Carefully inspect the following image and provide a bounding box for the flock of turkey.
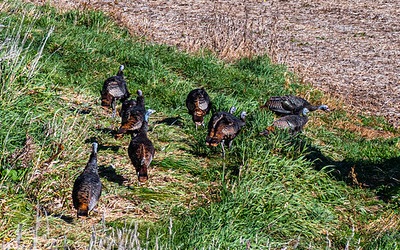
[72,65,330,218]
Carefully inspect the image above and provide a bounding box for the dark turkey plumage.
[185,88,212,129]
[206,106,246,158]
[119,98,137,119]
[72,142,102,217]
[261,95,329,116]
[128,109,155,183]
[100,65,131,117]
[115,90,146,139]
[260,107,309,136]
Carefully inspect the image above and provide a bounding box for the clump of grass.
[0,5,60,240]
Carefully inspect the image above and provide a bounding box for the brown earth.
[28,0,400,128]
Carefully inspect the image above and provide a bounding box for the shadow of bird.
[206,106,246,158]
[100,65,131,117]
[72,142,102,218]
[128,109,156,184]
[98,165,127,186]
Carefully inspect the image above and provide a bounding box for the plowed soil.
[27,0,400,128]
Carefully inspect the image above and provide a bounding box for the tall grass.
[0,1,399,249]
[0,6,61,243]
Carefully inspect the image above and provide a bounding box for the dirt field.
[28,0,400,128]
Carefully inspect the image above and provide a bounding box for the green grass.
[0,1,399,249]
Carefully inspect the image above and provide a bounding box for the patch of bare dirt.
[27,0,400,128]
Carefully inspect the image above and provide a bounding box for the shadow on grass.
[53,214,74,224]
[85,137,121,152]
[98,144,121,153]
[155,116,184,127]
[306,146,400,202]
[69,106,92,115]
[258,133,399,202]
[186,148,210,158]
[98,165,127,185]
[185,136,210,158]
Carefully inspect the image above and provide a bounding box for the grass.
[0,1,399,249]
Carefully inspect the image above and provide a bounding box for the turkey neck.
[84,151,98,174]
[307,105,321,112]
[136,95,145,107]
[117,69,124,77]
[135,121,149,138]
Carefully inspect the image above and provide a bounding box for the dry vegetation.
[26,0,400,129]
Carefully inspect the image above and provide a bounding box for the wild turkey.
[115,90,146,139]
[72,142,102,217]
[100,65,131,117]
[260,95,329,116]
[206,106,246,157]
[128,109,156,183]
[185,88,212,129]
[119,98,137,119]
[260,107,309,136]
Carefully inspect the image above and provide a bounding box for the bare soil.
[28,0,400,128]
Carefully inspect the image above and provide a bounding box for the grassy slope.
[0,2,399,249]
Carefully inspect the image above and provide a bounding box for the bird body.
[115,90,146,138]
[101,65,131,117]
[261,108,309,136]
[128,109,155,183]
[261,95,329,116]
[186,88,211,129]
[206,107,246,157]
[72,142,102,217]
[119,98,137,119]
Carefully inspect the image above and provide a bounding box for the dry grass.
[364,211,400,236]
[0,87,215,248]
[25,0,400,129]
[5,135,37,169]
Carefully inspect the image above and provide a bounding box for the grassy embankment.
[0,2,399,249]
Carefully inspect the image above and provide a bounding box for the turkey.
[72,142,102,218]
[260,95,329,116]
[100,65,131,117]
[185,87,212,129]
[119,98,137,119]
[206,106,246,158]
[260,107,309,136]
[115,90,146,139]
[128,109,156,183]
